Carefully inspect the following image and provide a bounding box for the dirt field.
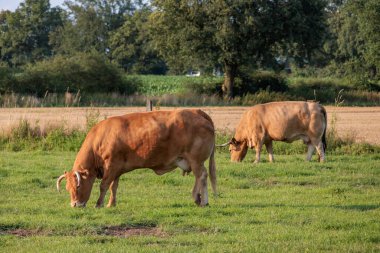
[0,106,379,145]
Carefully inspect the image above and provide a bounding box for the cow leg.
[254,143,263,163]
[192,163,208,207]
[265,141,274,162]
[96,177,113,208]
[199,165,209,206]
[306,143,315,161]
[192,178,201,206]
[315,141,326,162]
[107,176,120,207]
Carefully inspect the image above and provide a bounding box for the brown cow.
[57,109,216,207]
[220,101,327,163]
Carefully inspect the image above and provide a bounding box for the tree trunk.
[222,62,237,100]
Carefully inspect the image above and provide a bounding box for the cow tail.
[321,106,327,151]
[209,145,217,196]
[197,109,217,195]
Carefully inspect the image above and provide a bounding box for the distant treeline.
[0,0,379,99]
[1,73,379,107]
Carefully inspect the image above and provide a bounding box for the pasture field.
[1,106,380,145]
[1,150,379,252]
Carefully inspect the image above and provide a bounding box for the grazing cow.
[219,101,327,163]
[57,109,216,207]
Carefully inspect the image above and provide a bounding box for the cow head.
[56,171,94,207]
[229,137,248,162]
[216,137,248,162]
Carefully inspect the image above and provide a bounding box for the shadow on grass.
[237,203,380,212]
[333,204,380,211]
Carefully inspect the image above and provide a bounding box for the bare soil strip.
[0,106,379,145]
[1,226,165,238]
[101,226,165,237]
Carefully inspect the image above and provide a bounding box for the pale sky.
[0,0,65,11]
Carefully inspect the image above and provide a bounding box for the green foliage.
[50,0,136,56]
[0,63,17,93]
[0,151,379,252]
[0,0,64,66]
[14,52,135,96]
[109,7,167,74]
[1,70,379,106]
[0,119,85,152]
[234,71,289,96]
[126,75,223,95]
[150,0,327,97]
[238,91,294,106]
[288,77,349,102]
[288,77,380,105]
[85,108,102,132]
[324,0,380,82]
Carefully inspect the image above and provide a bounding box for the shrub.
[184,78,222,96]
[238,90,294,105]
[288,77,350,102]
[0,63,17,93]
[234,71,288,96]
[14,52,137,96]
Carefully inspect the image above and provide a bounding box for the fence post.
[146,99,153,111]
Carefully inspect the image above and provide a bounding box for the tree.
[328,0,380,81]
[50,0,141,56]
[109,6,167,74]
[0,0,64,66]
[149,0,327,98]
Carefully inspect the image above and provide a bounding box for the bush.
[14,52,137,96]
[0,63,17,93]
[238,90,294,106]
[184,77,223,96]
[234,71,288,96]
[288,77,349,103]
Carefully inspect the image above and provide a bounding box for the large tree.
[327,0,380,81]
[0,0,64,66]
[50,0,142,56]
[109,6,167,74]
[149,0,327,98]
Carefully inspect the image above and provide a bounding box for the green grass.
[1,150,379,252]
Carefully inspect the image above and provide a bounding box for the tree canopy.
[0,0,64,66]
[149,0,327,98]
[0,0,379,96]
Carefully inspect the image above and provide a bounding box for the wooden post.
[146,99,153,111]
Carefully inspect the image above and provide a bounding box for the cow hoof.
[194,193,201,206]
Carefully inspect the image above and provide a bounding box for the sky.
[0,0,65,11]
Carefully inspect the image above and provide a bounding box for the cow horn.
[74,171,81,187]
[56,174,66,192]
[216,141,232,147]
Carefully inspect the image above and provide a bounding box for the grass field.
[1,150,379,252]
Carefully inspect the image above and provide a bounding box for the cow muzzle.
[71,202,86,208]
[231,157,243,162]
